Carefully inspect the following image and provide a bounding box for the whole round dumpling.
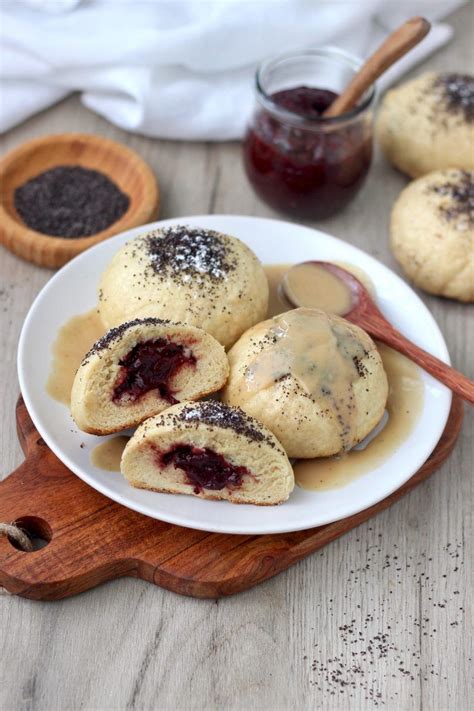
[377,72,474,177]
[221,308,388,459]
[98,225,269,349]
[391,169,474,302]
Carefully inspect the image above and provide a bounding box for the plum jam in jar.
[243,48,375,219]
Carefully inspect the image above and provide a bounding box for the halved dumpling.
[71,318,229,434]
[121,401,294,505]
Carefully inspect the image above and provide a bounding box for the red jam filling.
[113,338,196,404]
[161,445,250,492]
[243,86,372,219]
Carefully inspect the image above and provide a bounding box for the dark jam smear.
[243,85,372,219]
[161,445,250,492]
[113,339,196,404]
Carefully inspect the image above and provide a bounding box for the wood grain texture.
[0,396,463,601]
[0,133,159,267]
[0,5,472,710]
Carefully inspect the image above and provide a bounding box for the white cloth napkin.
[0,0,464,140]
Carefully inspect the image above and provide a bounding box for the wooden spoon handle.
[324,16,431,118]
[366,318,474,404]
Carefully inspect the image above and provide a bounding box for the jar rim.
[255,46,376,128]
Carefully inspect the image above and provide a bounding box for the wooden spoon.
[324,16,431,118]
[282,261,474,404]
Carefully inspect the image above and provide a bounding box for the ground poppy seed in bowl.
[14,165,130,238]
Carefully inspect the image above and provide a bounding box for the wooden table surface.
[1,6,472,710]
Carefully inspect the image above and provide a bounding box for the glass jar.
[243,47,375,220]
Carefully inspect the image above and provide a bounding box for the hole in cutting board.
[8,516,52,551]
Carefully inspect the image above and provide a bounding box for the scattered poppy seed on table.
[304,538,465,705]
[14,165,130,237]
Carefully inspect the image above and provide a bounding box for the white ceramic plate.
[18,215,451,535]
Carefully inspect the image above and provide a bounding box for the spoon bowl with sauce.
[282,261,474,404]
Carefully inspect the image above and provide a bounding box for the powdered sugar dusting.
[180,404,206,421]
[143,225,237,284]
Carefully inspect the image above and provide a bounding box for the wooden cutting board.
[0,396,463,601]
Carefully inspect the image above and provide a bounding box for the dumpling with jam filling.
[71,317,229,435]
[121,400,294,505]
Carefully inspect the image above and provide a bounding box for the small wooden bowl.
[0,133,159,268]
